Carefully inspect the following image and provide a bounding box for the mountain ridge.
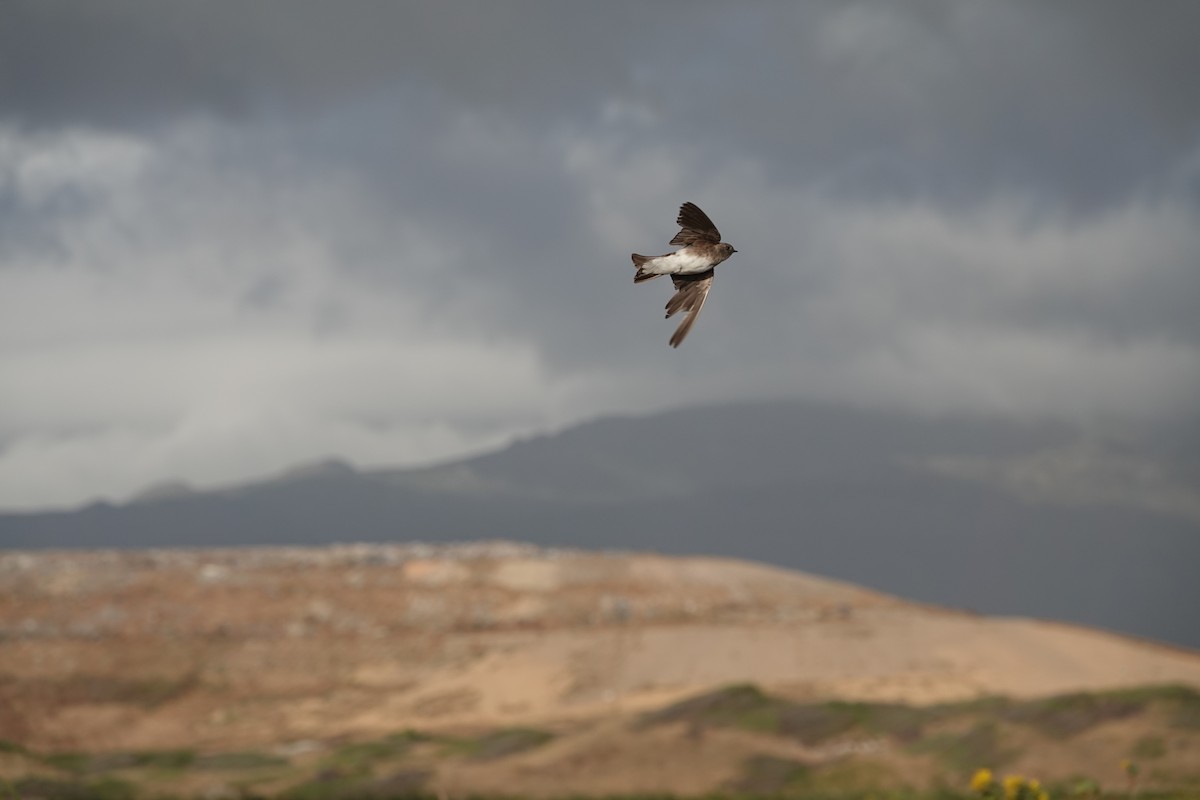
[2,400,1197,649]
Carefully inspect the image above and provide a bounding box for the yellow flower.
[1003,774,1025,800]
[971,768,996,794]
[1036,791,1050,800]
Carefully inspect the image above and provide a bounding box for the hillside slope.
[3,544,1198,757]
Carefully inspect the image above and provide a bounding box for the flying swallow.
[631,202,737,347]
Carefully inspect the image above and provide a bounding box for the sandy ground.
[2,544,1198,752]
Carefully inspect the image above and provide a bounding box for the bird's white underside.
[640,250,715,276]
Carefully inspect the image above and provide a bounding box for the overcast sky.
[2,1,1198,510]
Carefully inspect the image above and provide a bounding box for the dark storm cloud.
[0,1,658,125]
[4,1,1194,272]
[6,1,1199,209]
[624,2,1200,210]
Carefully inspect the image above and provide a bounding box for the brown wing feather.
[665,270,714,348]
[669,202,721,246]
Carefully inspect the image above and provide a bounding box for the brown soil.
[2,543,1198,795]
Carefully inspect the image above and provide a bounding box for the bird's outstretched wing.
[665,269,714,347]
[669,202,721,246]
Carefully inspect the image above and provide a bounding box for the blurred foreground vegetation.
[1,683,1197,800]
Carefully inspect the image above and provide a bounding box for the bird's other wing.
[665,270,714,348]
[669,202,722,246]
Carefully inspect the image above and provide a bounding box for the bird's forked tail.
[631,253,658,283]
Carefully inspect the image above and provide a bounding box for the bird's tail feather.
[631,253,659,283]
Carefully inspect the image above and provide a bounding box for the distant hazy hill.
[1,401,1198,648]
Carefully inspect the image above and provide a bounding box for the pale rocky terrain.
[3,543,1198,751]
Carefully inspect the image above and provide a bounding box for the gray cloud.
[1,1,1198,509]
[0,2,659,125]
[6,2,1199,206]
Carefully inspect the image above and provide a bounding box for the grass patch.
[777,701,931,745]
[12,776,137,800]
[366,767,433,795]
[312,730,432,780]
[468,727,555,760]
[326,740,402,773]
[1132,735,1168,760]
[276,766,432,800]
[280,730,434,797]
[193,750,290,771]
[642,685,932,744]
[1127,685,1200,729]
[278,771,367,800]
[15,685,1200,799]
[40,749,200,775]
[40,752,92,774]
[389,729,433,742]
[128,749,197,771]
[807,759,906,793]
[775,701,864,742]
[910,721,1019,775]
[0,739,29,756]
[1002,692,1145,738]
[641,683,785,732]
[726,754,812,794]
[1065,684,1200,729]
[439,727,555,761]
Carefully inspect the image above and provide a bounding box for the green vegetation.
[780,700,929,743]
[0,740,28,756]
[276,770,371,800]
[728,755,904,795]
[276,760,432,800]
[323,740,408,775]
[462,727,555,760]
[276,731,434,798]
[727,754,812,793]
[33,673,199,709]
[11,775,138,800]
[193,750,290,771]
[6,782,1200,800]
[3,685,1199,799]
[1000,692,1144,738]
[640,683,784,732]
[1138,685,1200,729]
[41,749,201,775]
[1131,735,1167,760]
[641,684,928,744]
[39,752,92,775]
[969,769,1049,800]
[912,721,1020,776]
[262,727,553,798]
[642,683,1200,750]
[774,701,868,742]
[1017,685,1200,732]
[437,726,555,760]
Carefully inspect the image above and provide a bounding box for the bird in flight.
[631,201,737,347]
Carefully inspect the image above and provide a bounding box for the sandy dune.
[1,543,1197,752]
